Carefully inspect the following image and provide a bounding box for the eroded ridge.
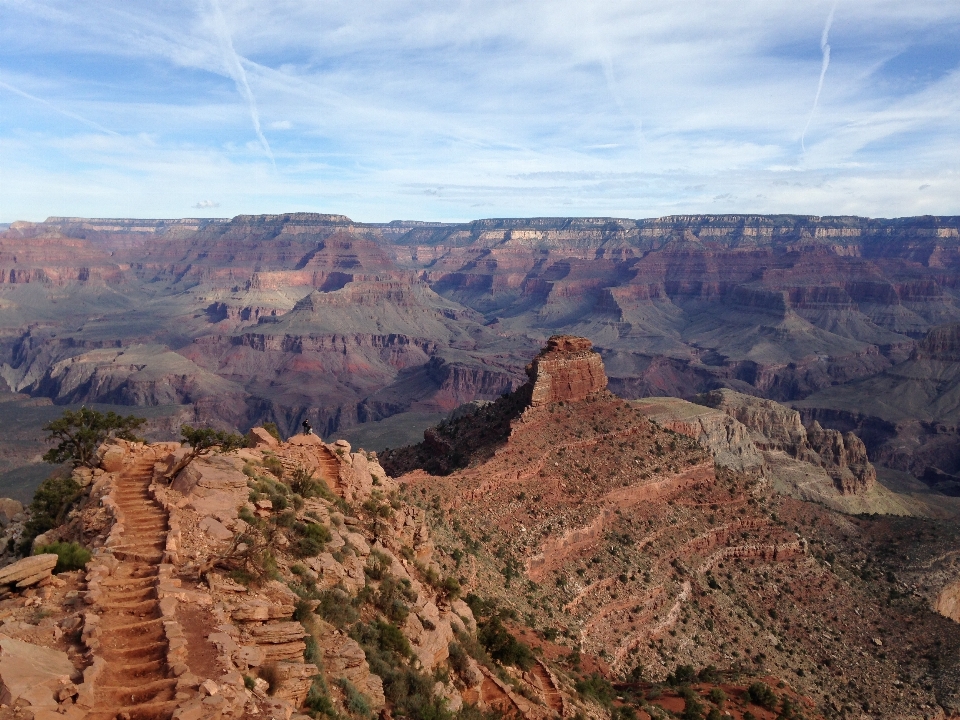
[88,457,177,720]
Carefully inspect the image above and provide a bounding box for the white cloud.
[192,200,220,209]
[0,0,959,221]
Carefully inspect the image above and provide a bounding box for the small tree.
[165,424,246,479]
[42,407,146,468]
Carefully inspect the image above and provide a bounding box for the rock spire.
[526,335,608,407]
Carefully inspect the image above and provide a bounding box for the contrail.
[209,0,274,166]
[801,2,838,153]
[585,0,642,139]
[0,79,118,136]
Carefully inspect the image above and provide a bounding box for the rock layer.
[699,388,876,495]
[527,335,607,406]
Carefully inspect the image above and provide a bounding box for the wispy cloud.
[801,2,838,153]
[0,78,118,136]
[192,199,220,208]
[207,0,274,167]
[1,0,959,221]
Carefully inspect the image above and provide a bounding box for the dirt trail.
[530,660,563,715]
[480,676,519,715]
[278,442,341,490]
[88,458,177,720]
[315,444,341,489]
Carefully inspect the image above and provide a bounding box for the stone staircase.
[85,458,178,720]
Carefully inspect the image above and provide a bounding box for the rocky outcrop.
[0,635,79,710]
[699,388,876,495]
[936,579,960,623]
[316,620,386,708]
[631,397,764,472]
[527,335,607,406]
[805,420,877,495]
[913,323,960,362]
[698,389,807,451]
[0,554,58,590]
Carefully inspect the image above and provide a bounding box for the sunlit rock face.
[526,335,607,407]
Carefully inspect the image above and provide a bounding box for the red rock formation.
[526,335,607,406]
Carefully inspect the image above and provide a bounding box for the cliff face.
[2,212,960,491]
[913,322,960,362]
[630,396,764,472]
[699,388,876,496]
[381,339,960,716]
[526,335,607,406]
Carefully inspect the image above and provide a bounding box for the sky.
[1,0,960,223]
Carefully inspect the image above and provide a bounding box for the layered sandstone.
[699,388,876,495]
[526,335,607,406]
[631,396,764,472]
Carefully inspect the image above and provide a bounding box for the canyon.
[2,334,960,718]
[382,336,960,718]
[2,213,960,502]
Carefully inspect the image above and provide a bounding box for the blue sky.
[1,0,959,223]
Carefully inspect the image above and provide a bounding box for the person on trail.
[302,419,313,435]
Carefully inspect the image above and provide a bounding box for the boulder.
[100,444,128,473]
[0,554,57,587]
[0,634,77,709]
[0,499,22,527]
[264,662,319,705]
[232,598,293,622]
[261,642,307,663]
[199,516,234,542]
[246,427,280,450]
[71,467,94,488]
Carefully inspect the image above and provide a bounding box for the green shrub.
[35,541,91,573]
[698,665,721,683]
[337,678,371,716]
[680,686,705,720]
[477,614,533,670]
[263,456,284,479]
[574,673,614,707]
[745,682,778,710]
[440,576,461,600]
[316,587,359,628]
[707,687,726,706]
[166,424,245,479]
[668,664,697,685]
[465,593,533,670]
[42,408,145,468]
[305,678,336,717]
[293,521,331,558]
[448,642,470,680]
[350,619,448,720]
[373,576,418,624]
[365,550,392,581]
[21,473,82,552]
[274,509,296,528]
[238,505,259,527]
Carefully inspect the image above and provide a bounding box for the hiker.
[302,419,313,435]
